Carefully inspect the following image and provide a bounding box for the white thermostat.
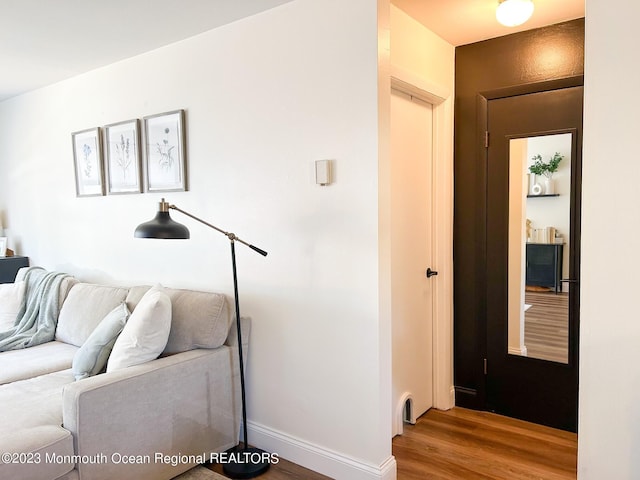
[315,160,333,186]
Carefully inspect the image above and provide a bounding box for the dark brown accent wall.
[453,19,585,409]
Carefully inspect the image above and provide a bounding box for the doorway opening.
[388,68,454,439]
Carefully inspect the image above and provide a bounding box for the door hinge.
[484,131,490,148]
[483,358,488,375]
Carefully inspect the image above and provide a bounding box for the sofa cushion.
[72,302,130,380]
[126,285,231,354]
[0,280,25,331]
[0,370,76,480]
[56,284,129,347]
[0,341,79,385]
[107,286,171,372]
[0,426,75,480]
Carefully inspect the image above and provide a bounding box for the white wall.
[508,139,527,356]
[579,1,640,478]
[0,1,394,478]
[390,5,453,92]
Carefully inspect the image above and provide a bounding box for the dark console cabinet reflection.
[526,244,563,293]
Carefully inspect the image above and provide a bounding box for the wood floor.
[394,408,577,480]
[207,407,577,479]
[524,291,569,363]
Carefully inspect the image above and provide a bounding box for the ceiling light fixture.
[496,0,534,27]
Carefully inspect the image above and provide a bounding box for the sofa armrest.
[62,347,241,480]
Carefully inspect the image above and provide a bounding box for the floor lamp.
[134,198,270,479]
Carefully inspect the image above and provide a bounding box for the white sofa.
[0,270,246,480]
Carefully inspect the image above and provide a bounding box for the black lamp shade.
[134,211,190,239]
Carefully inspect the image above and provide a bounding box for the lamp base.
[222,446,271,479]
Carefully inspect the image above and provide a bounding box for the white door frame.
[390,65,454,411]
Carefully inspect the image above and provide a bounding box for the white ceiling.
[0,0,293,102]
[0,0,585,103]
[392,0,585,46]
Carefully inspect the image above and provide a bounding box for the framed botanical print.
[72,127,104,197]
[143,110,187,192]
[104,119,142,194]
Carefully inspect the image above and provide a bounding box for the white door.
[390,89,434,436]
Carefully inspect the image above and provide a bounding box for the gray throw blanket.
[0,267,71,351]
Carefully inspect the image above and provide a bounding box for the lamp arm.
[168,204,268,256]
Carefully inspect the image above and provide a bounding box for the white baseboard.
[247,421,397,480]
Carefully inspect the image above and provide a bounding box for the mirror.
[508,133,571,364]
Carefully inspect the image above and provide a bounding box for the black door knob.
[426,268,438,278]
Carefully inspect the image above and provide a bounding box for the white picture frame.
[105,119,142,194]
[0,237,7,257]
[72,127,104,197]
[143,110,187,192]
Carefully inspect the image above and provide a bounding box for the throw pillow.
[106,285,172,372]
[72,302,130,381]
[0,281,26,331]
